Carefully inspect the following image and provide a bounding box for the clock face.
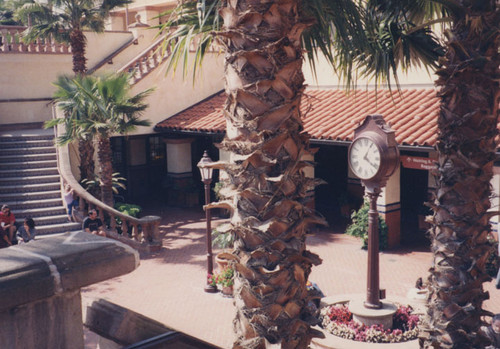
[349,137,381,180]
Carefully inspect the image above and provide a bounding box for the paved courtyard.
[82,205,500,348]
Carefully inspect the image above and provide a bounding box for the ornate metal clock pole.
[348,115,399,310]
[366,187,382,308]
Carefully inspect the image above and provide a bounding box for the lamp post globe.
[198,150,214,184]
[198,150,217,293]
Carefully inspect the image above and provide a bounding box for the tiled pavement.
[82,205,500,348]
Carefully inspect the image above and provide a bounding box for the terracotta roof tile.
[155,88,442,146]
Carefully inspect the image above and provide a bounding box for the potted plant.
[214,265,234,296]
[212,227,236,270]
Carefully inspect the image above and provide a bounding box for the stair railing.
[87,36,137,75]
[52,104,162,252]
[118,33,170,84]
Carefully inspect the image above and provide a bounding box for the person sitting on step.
[0,205,16,245]
[82,209,106,237]
[16,217,36,244]
[0,224,11,247]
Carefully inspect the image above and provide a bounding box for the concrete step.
[13,206,67,218]
[0,159,57,170]
[0,134,53,143]
[35,222,82,236]
[0,174,60,186]
[4,198,63,211]
[0,146,56,156]
[32,214,74,226]
[0,167,59,178]
[0,139,55,149]
[0,153,57,163]
[0,182,61,194]
[0,189,61,202]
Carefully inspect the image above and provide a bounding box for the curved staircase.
[0,129,81,236]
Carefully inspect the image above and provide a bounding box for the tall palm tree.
[16,0,132,185]
[16,0,131,74]
[158,1,444,348]
[47,73,153,207]
[416,1,500,348]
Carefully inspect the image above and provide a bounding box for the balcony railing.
[0,25,71,54]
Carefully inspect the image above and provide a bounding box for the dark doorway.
[400,165,430,246]
[314,144,351,230]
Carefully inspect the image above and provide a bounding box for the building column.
[164,138,198,207]
[377,166,401,248]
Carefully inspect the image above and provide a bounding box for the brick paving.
[82,205,500,348]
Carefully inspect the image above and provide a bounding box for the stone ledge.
[0,231,139,312]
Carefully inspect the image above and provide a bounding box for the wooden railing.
[118,34,169,84]
[0,25,71,54]
[52,105,162,252]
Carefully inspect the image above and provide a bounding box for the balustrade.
[119,35,170,84]
[0,25,70,54]
[54,112,162,253]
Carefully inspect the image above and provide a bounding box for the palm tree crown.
[48,73,153,206]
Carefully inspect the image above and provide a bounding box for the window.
[111,137,124,168]
[149,136,165,162]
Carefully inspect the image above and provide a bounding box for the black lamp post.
[197,150,218,293]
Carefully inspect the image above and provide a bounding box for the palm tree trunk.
[216,1,325,348]
[97,134,114,208]
[78,138,95,182]
[70,28,87,74]
[419,2,500,348]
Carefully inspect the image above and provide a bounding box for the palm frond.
[156,0,220,78]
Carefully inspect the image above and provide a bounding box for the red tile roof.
[155,88,440,147]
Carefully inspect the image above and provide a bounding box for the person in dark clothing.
[82,209,106,237]
[484,314,500,349]
[16,217,36,243]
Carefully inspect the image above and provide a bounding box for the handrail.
[52,104,162,252]
[0,25,71,54]
[118,33,169,84]
[87,36,137,74]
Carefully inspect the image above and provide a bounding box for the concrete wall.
[127,51,225,135]
[302,52,436,88]
[0,30,134,125]
[0,25,224,132]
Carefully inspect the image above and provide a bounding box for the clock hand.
[367,159,378,169]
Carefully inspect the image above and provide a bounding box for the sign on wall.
[401,156,436,170]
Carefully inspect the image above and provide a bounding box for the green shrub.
[346,198,388,250]
[114,203,142,218]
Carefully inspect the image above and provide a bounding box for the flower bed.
[320,303,420,343]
